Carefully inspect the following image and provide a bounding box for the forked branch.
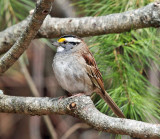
[0,2,160,54]
[0,0,53,73]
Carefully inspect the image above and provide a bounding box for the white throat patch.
[57,46,64,52]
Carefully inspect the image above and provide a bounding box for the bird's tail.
[98,89,125,118]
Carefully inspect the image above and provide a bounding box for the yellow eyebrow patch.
[58,38,66,43]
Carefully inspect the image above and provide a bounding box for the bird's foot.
[58,96,65,101]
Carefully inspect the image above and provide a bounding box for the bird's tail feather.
[98,89,125,118]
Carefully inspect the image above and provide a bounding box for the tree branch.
[0,2,160,54]
[0,0,53,73]
[0,94,159,139]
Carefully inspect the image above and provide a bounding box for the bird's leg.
[65,91,84,98]
[58,96,66,101]
[58,91,72,102]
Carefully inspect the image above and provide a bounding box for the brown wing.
[82,48,105,91]
[82,47,125,118]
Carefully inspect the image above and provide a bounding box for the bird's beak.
[52,41,59,47]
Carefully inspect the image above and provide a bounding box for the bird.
[52,35,125,118]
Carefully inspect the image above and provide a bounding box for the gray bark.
[0,2,160,54]
[0,1,160,139]
[0,94,159,139]
[0,0,53,74]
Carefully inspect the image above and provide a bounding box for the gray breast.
[53,53,93,94]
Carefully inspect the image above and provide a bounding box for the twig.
[0,2,160,54]
[0,0,53,73]
[20,57,39,97]
[61,123,90,139]
[32,40,45,95]
[42,116,58,139]
[29,117,42,139]
[19,57,58,139]
[0,94,159,139]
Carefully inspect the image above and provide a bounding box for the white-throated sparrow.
[52,35,125,118]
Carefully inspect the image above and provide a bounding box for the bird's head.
[53,35,83,52]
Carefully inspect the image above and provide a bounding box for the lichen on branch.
[0,94,160,139]
[0,0,53,74]
[1,2,160,54]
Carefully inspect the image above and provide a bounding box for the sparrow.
[52,35,125,118]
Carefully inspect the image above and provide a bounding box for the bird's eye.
[63,41,67,44]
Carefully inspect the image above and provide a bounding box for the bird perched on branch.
[52,35,125,118]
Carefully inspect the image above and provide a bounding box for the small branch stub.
[42,10,50,14]
[70,102,77,109]
[153,2,160,7]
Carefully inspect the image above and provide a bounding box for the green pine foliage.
[0,0,34,31]
[76,0,160,122]
[1,0,160,123]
